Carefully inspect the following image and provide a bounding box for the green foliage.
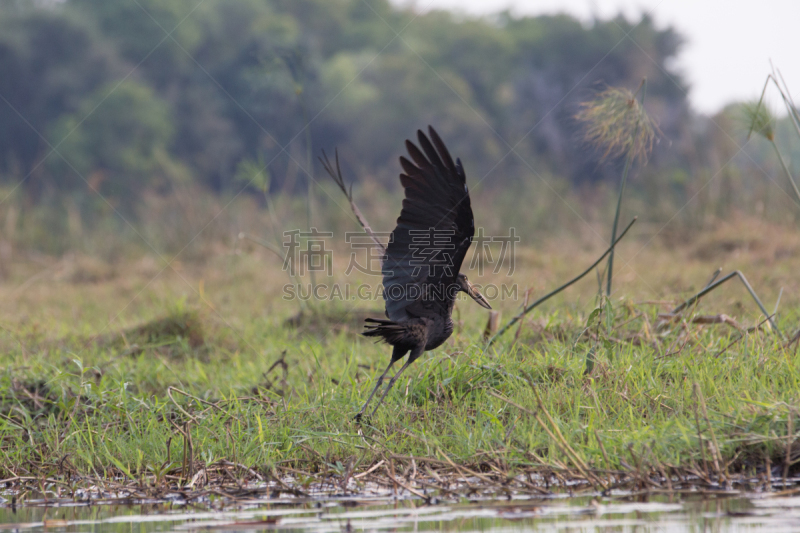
[0,0,691,217]
[0,291,798,481]
[47,81,177,207]
[70,0,203,76]
[0,5,119,185]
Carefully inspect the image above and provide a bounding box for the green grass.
[1,231,799,492]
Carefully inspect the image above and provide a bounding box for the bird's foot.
[354,412,368,425]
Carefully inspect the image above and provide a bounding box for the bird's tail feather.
[362,318,409,345]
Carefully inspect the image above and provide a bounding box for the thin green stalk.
[486,217,637,348]
[605,142,636,297]
[606,79,646,297]
[749,72,800,205]
[765,69,800,140]
[770,141,800,205]
[300,98,317,294]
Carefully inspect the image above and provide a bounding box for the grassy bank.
[0,218,799,500]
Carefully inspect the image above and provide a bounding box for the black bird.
[357,126,491,421]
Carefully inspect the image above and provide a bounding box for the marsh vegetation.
[0,0,799,508]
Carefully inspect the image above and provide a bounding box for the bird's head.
[457,273,492,309]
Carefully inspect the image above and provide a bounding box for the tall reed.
[746,68,800,204]
[575,79,657,297]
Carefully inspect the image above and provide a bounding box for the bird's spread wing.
[382,126,475,321]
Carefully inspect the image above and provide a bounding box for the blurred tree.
[506,14,688,181]
[47,81,177,209]
[0,0,694,215]
[69,0,202,88]
[0,4,120,198]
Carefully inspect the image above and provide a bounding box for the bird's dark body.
[424,313,454,351]
[356,126,490,420]
[365,299,455,354]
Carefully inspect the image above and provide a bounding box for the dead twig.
[514,289,533,343]
[482,311,501,342]
[168,386,241,422]
[665,271,782,338]
[713,314,775,358]
[383,459,428,501]
[785,330,800,349]
[784,408,794,487]
[167,388,199,424]
[319,149,385,252]
[657,314,743,331]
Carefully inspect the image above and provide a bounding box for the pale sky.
[392,0,798,115]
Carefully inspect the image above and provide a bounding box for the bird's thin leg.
[369,358,415,418]
[356,359,397,421]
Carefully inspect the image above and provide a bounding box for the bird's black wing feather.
[382,126,475,321]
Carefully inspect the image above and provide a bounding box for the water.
[1,493,800,532]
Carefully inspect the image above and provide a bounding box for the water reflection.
[0,494,797,532]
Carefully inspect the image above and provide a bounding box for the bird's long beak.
[466,280,492,309]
